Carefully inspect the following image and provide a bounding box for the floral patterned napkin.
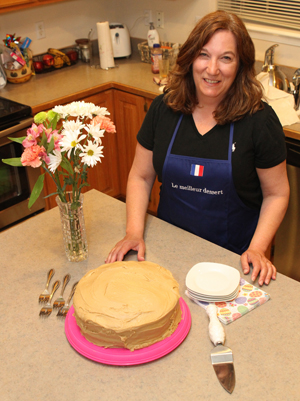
[185,277,270,325]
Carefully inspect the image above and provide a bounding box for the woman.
[106,10,289,286]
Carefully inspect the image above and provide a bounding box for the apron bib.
[157,114,259,254]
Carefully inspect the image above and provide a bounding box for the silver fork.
[38,268,55,303]
[39,280,60,317]
[53,273,71,309]
[57,282,78,318]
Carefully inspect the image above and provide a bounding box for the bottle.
[151,44,162,74]
[147,22,160,48]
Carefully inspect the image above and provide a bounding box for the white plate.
[186,288,239,303]
[185,262,240,296]
[186,290,239,302]
[186,283,239,298]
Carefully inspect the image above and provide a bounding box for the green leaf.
[44,191,58,199]
[78,182,90,190]
[47,135,55,154]
[60,157,74,175]
[2,157,22,167]
[8,136,26,144]
[40,131,48,149]
[47,111,60,130]
[28,173,45,209]
[64,176,74,185]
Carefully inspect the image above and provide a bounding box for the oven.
[0,97,45,231]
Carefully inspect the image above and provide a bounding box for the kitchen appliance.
[206,304,235,394]
[262,44,290,92]
[109,23,131,59]
[0,97,45,230]
[273,136,300,282]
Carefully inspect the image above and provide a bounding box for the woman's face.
[192,29,239,106]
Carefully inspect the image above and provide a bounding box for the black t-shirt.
[137,94,287,210]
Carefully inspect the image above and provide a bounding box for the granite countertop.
[1,50,300,140]
[1,189,300,400]
[0,52,161,113]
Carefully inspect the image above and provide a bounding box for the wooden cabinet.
[0,0,36,7]
[113,90,146,196]
[113,90,159,214]
[81,90,120,198]
[0,0,65,13]
[43,89,120,210]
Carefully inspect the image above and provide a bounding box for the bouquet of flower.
[2,101,116,209]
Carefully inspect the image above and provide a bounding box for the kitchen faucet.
[292,68,300,110]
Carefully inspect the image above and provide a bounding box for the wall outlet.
[144,9,152,25]
[156,11,164,29]
[35,21,46,40]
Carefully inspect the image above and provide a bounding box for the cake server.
[206,304,235,394]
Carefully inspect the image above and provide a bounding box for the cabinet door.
[113,90,160,214]
[82,90,120,198]
[43,90,120,210]
[113,90,146,196]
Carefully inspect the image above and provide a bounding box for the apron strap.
[162,114,184,178]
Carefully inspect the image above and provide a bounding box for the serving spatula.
[206,304,235,394]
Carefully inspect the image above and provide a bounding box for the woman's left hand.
[240,248,277,286]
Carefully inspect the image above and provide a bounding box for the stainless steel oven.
[0,97,45,230]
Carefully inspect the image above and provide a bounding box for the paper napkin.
[185,277,270,325]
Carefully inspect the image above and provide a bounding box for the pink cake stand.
[65,298,191,366]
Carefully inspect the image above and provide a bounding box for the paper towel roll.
[97,21,115,69]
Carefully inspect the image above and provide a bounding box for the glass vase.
[56,193,88,262]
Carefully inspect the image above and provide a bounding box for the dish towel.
[256,72,299,126]
[185,277,270,325]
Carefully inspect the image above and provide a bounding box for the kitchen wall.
[0,0,116,55]
[1,0,300,70]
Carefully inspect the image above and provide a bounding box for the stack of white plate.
[185,262,240,303]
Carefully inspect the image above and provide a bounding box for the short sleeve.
[137,94,165,151]
[253,104,287,169]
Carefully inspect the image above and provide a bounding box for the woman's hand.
[105,234,146,264]
[240,161,288,286]
[240,248,276,286]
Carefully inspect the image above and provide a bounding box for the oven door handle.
[0,117,34,139]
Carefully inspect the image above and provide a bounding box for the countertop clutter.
[0,51,161,112]
[1,49,300,140]
[1,190,300,400]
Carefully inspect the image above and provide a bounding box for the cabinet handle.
[144,101,148,113]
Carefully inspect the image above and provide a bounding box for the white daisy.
[48,149,62,173]
[52,102,110,120]
[84,123,105,144]
[79,140,104,167]
[52,105,70,119]
[62,118,85,133]
[59,129,86,158]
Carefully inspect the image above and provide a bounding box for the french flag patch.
[190,164,204,177]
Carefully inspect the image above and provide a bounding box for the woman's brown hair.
[164,10,263,124]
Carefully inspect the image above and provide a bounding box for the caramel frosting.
[73,261,182,351]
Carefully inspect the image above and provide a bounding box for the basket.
[137,41,181,66]
[32,47,79,74]
[4,49,33,84]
